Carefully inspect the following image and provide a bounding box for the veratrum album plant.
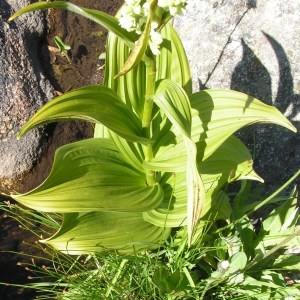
[8,1,297,254]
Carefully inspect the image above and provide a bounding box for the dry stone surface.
[0,0,54,192]
[174,0,300,193]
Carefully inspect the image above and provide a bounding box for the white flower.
[142,1,150,13]
[149,28,163,55]
[218,260,230,271]
[157,0,169,7]
[125,0,142,6]
[118,0,186,55]
[119,14,137,32]
[158,0,187,15]
[151,21,159,30]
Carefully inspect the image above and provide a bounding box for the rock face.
[0,0,54,192]
[174,0,300,193]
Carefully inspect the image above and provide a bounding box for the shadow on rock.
[231,34,300,194]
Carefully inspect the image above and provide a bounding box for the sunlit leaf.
[143,172,187,227]
[103,24,146,117]
[262,191,299,234]
[110,132,145,173]
[200,136,263,191]
[18,85,149,144]
[273,254,300,270]
[257,190,300,250]
[154,79,192,137]
[153,79,204,244]
[144,136,261,227]
[12,139,163,212]
[227,252,248,285]
[9,1,136,48]
[143,140,187,172]
[190,89,297,160]
[42,211,171,255]
[158,25,192,94]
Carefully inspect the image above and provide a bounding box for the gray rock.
[0,0,54,192]
[174,0,300,193]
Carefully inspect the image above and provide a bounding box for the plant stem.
[142,57,156,186]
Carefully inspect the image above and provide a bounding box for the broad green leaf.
[104,26,146,117]
[190,89,297,160]
[154,79,192,137]
[200,136,263,196]
[18,85,149,144]
[143,140,187,172]
[236,275,300,298]
[12,139,163,212]
[144,136,261,227]
[153,79,204,244]
[143,172,188,228]
[8,1,136,49]
[147,105,186,172]
[202,190,232,221]
[227,252,248,285]
[42,211,171,255]
[157,25,192,94]
[110,132,145,173]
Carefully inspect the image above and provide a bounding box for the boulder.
[0,0,110,193]
[174,0,300,193]
[0,0,54,192]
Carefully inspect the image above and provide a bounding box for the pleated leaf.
[102,23,192,117]
[103,21,146,117]
[12,138,163,212]
[190,89,297,160]
[143,140,187,172]
[9,1,136,49]
[157,25,192,95]
[143,172,187,228]
[18,85,149,144]
[143,136,262,227]
[153,79,192,137]
[151,80,205,242]
[42,211,171,255]
[110,132,145,173]
[200,136,263,189]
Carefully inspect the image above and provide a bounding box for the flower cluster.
[157,0,187,16]
[118,0,187,55]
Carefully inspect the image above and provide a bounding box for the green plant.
[4,0,300,298]
[54,36,72,63]
[8,0,296,253]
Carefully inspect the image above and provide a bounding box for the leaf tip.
[17,129,26,140]
[114,71,124,79]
